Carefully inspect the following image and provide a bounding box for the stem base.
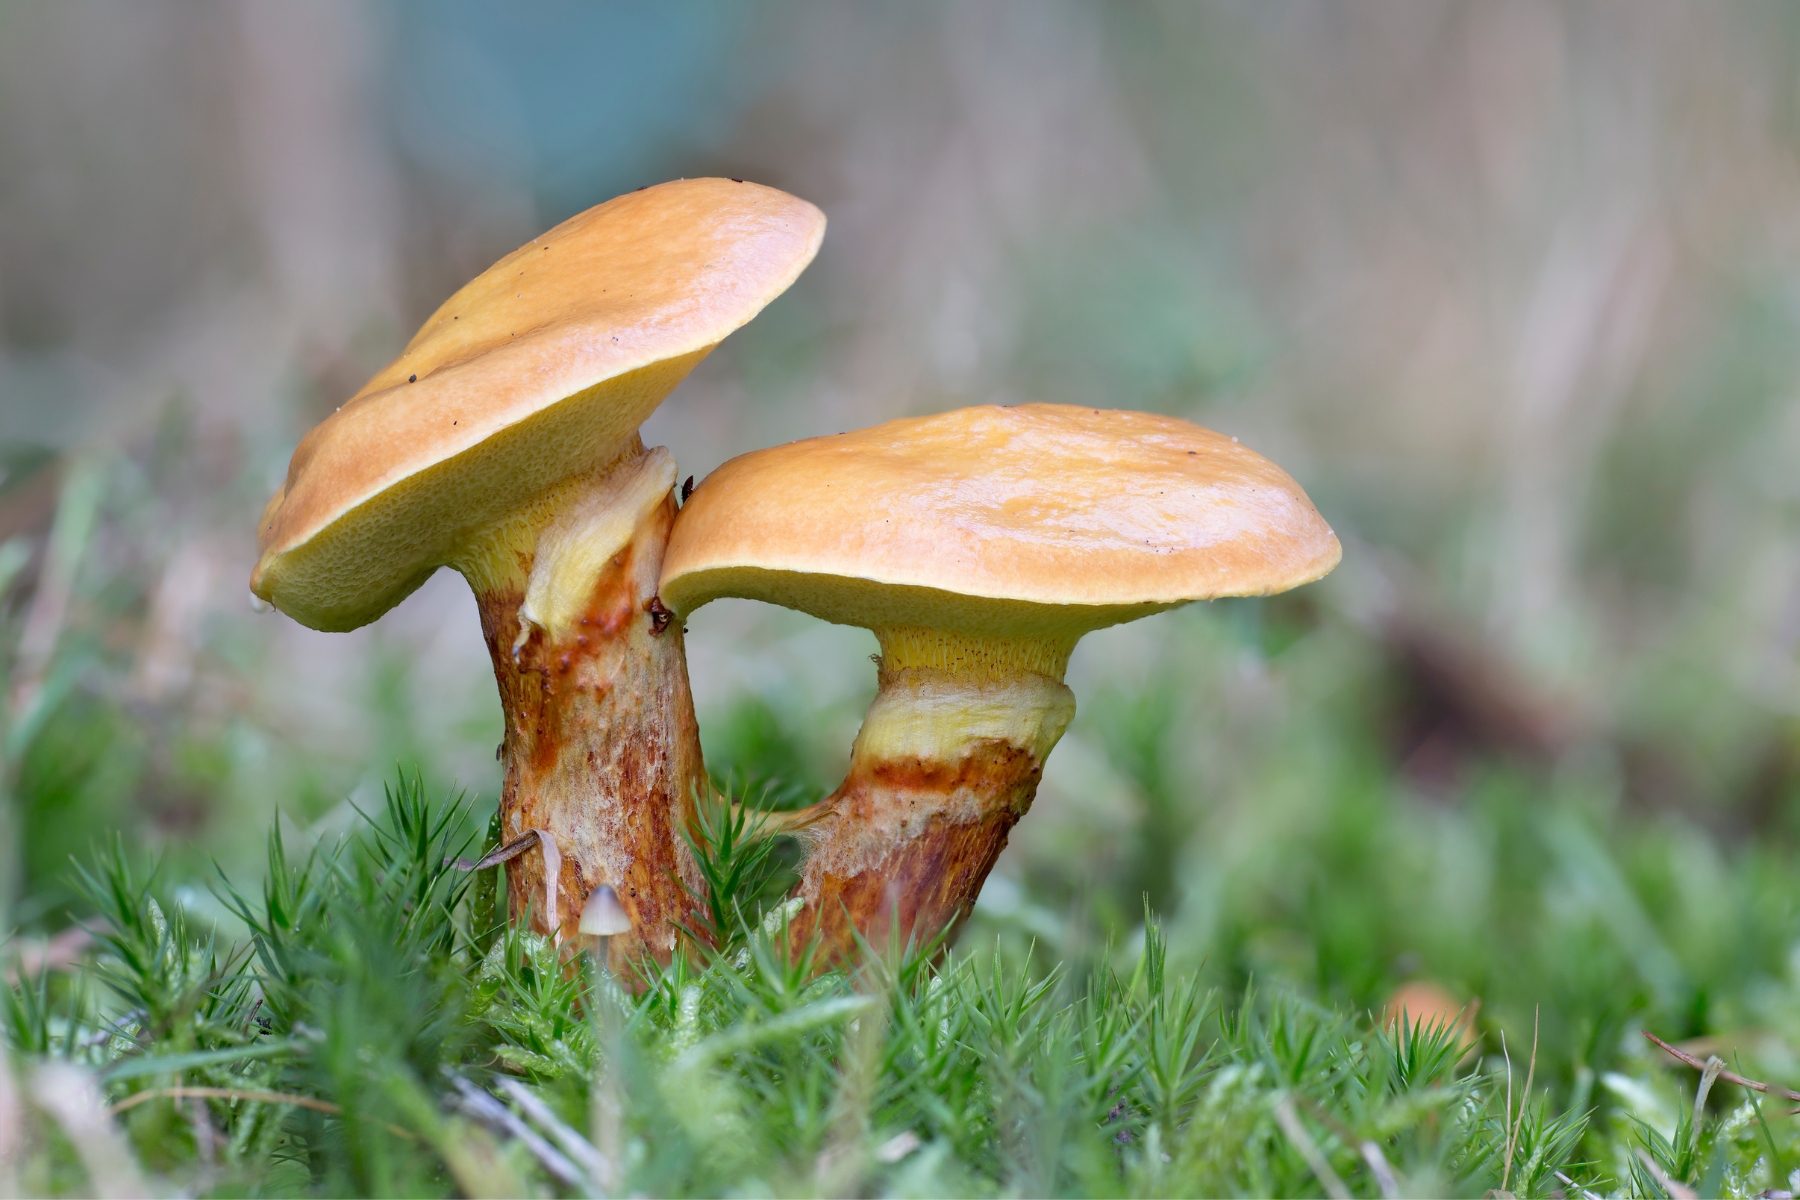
[462,448,703,975]
[789,657,1073,963]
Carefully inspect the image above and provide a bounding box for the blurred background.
[4,0,1800,1118]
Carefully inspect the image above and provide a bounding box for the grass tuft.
[3,769,1800,1195]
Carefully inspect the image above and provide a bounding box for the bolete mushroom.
[659,403,1340,961]
[251,178,825,970]
[1382,981,1479,1052]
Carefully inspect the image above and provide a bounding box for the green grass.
[0,772,1796,1197]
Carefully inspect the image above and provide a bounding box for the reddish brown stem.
[475,490,704,976]
[791,744,1044,962]
[783,659,1072,966]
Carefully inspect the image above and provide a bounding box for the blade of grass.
[447,1077,584,1191]
[1273,1093,1350,1200]
[493,1076,611,1184]
[1636,1147,1698,1199]
[99,1038,302,1082]
[1501,1029,1514,1189]
[0,1035,18,1193]
[29,1061,149,1200]
[1690,1054,1723,1153]
[673,994,878,1070]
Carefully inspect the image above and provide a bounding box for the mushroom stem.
[453,437,704,974]
[786,627,1076,962]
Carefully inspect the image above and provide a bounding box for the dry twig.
[108,1086,342,1117]
[450,828,563,937]
[1644,1031,1800,1111]
[109,1086,417,1140]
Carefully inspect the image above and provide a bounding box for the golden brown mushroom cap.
[660,404,1341,639]
[252,178,826,631]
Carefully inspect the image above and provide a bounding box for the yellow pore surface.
[850,667,1076,785]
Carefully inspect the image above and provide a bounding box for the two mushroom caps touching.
[251,178,1341,978]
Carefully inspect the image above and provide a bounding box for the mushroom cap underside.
[659,403,1342,640]
[252,178,826,631]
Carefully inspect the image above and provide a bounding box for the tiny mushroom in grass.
[579,884,633,938]
[1382,980,1480,1052]
[251,178,824,974]
[660,403,1341,963]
